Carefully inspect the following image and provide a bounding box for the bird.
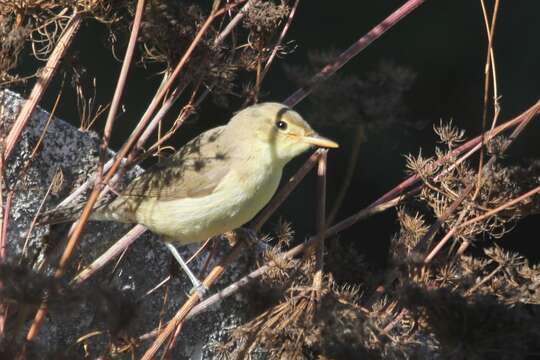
[39,102,338,293]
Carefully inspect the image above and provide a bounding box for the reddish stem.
[283,0,426,107]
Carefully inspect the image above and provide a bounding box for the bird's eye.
[275,120,288,130]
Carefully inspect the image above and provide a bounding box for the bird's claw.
[190,282,208,298]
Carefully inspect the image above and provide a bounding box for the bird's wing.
[37,127,230,225]
[120,126,230,201]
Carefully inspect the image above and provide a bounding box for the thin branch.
[315,150,328,271]
[0,193,12,263]
[70,225,147,285]
[141,241,243,360]
[458,184,540,230]
[99,0,145,164]
[25,0,146,340]
[21,169,63,260]
[423,208,466,264]
[214,0,253,46]
[473,0,500,200]
[465,263,503,295]
[328,125,363,225]
[283,0,426,107]
[314,150,328,295]
[420,106,538,262]
[260,0,300,80]
[3,14,81,162]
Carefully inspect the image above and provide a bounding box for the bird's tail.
[36,203,87,225]
[36,197,114,225]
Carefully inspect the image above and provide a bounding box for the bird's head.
[226,102,338,164]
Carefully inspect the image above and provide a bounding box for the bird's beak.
[302,133,339,148]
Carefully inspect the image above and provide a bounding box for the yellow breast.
[135,166,282,244]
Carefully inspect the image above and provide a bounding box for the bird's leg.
[165,243,207,297]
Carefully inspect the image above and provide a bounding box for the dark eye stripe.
[275,120,288,130]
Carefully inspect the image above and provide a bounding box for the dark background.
[27,1,540,266]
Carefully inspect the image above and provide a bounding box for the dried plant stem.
[421,115,536,262]
[0,190,12,335]
[369,97,540,214]
[313,150,328,297]
[145,85,209,155]
[382,308,408,333]
[328,125,363,225]
[459,184,540,230]
[25,0,146,340]
[480,0,500,132]
[71,224,147,285]
[22,170,62,259]
[136,80,190,152]
[418,182,475,249]
[423,210,463,264]
[214,0,252,45]
[315,150,328,272]
[0,175,10,264]
[100,0,146,162]
[473,0,500,201]
[284,0,426,107]
[3,14,81,162]
[440,99,540,258]
[465,263,503,295]
[260,0,300,81]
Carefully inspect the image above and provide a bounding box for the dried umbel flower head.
[404,122,540,250]
[433,119,465,148]
[390,208,430,260]
[405,150,439,179]
[242,0,290,35]
[135,0,243,103]
[139,0,208,66]
[218,271,374,360]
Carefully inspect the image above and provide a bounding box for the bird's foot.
[189,281,209,298]
[164,243,207,298]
